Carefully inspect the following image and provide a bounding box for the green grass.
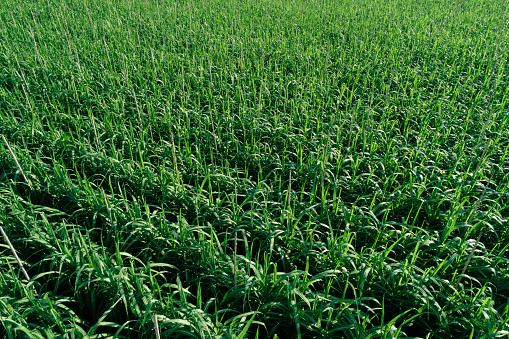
[0,0,509,337]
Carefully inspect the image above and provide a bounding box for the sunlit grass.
[1,0,509,337]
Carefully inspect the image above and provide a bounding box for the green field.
[1,0,509,337]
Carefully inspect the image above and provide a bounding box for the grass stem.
[153,313,161,339]
[234,230,238,290]
[2,135,31,188]
[320,133,330,199]
[132,87,143,129]
[287,169,292,210]
[0,225,37,295]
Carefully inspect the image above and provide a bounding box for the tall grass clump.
[0,0,508,337]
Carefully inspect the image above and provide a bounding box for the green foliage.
[0,0,508,337]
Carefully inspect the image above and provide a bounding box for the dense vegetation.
[1,0,509,337]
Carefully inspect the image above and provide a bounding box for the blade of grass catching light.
[153,313,161,339]
[0,225,37,296]
[2,135,31,188]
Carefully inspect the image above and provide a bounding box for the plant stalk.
[320,133,330,199]
[153,313,161,339]
[2,135,31,188]
[234,230,237,290]
[0,226,37,295]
